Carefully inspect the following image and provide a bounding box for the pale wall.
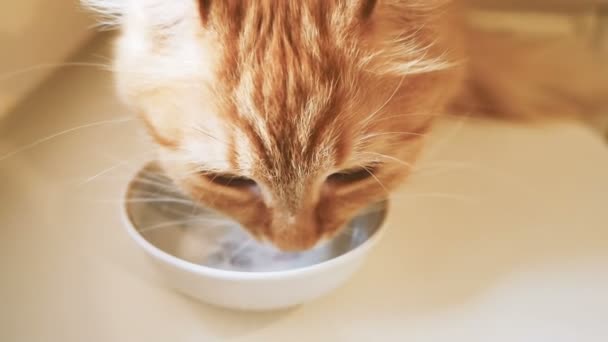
[0,0,94,118]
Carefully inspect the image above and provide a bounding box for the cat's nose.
[269,210,320,251]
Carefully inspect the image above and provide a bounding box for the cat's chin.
[273,232,336,252]
[258,234,332,253]
[248,220,349,252]
[248,225,328,252]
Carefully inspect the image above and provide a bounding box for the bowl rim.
[121,162,388,281]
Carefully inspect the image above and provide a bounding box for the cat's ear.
[357,0,378,20]
[198,0,212,25]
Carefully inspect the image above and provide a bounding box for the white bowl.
[122,162,388,311]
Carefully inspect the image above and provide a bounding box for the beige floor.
[1,35,608,342]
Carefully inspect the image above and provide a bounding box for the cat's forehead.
[226,40,348,165]
[210,0,359,114]
[205,2,365,174]
[110,0,446,175]
[225,78,347,179]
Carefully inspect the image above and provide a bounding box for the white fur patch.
[81,0,126,28]
[82,0,194,27]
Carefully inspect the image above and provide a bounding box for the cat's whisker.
[136,179,177,191]
[355,163,389,194]
[78,160,134,186]
[190,125,229,145]
[358,151,415,169]
[0,62,113,82]
[72,153,168,185]
[77,151,159,186]
[0,117,135,162]
[0,61,184,83]
[390,23,428,46]
[373,110,475,122]
[137,217,234,233]
[86,156,253,184]
[358,131,429,143]
[77,173,169,186]
[361,75,406,127]
[139,197,213,218]
[89,197,196,206]
[186,164,254,176]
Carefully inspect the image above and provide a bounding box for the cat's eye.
[326,165,377,185]
[203,172,258,188]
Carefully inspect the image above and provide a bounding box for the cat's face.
[111,0,462,251]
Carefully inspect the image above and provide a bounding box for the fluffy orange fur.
[91,0,606,250]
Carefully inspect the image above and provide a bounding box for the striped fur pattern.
[83,0,605,250]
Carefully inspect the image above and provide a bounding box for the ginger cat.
[85,0,607,250]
